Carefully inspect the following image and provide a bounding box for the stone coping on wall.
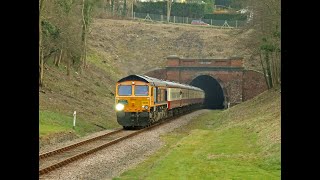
[166,55,244,61]
[166,66,244,71]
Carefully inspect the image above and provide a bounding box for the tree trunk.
[84,35,87,68]
[67,52,71,76]
[272,52,278,85]
[265,51,273,88]
[276,50,281,84]
[111,0,114,16]
[269,51,274,87]
[39,0,46,87]
[53,52,58,65]
[105,0,109,12]
[39,42,42,87]
[40,50,44,86]
[131,0,134,18]
[167,0,172,23]
[260,51,270,89]
[39,38,42,86]
[56,48,63,67]
[123,0,127,17]
[82,0,87,69]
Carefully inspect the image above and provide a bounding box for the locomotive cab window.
[135,85,149,96]
[118,85,132,96]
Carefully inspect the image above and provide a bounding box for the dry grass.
[89,18,262,76]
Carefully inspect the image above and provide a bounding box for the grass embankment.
[39,110,99,137]
[39,50,123,141]
[116,88,281,179]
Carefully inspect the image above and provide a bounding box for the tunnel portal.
[190,75,225,109]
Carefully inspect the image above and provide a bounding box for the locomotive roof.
[117,74,203,91]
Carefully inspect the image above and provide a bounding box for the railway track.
[39,128,140,175]
[39,109,198,176]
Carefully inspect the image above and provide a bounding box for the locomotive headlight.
[142,105,149,109]
[116,103,125,111]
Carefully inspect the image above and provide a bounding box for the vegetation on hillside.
[116,88,281,179]
[39,0,106,87]
[39,0,122,146]
[39,19,268,145]
[39,0,280,150]
[39,49,122,148]
[133,1,213,18]
[232,0,281,89]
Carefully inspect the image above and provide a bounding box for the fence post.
[73,111,76,129]
[174,16,175,23]
[186,17,188,24]
[236,20,238,28]
[161,14,163,22]
[211,19,212,25]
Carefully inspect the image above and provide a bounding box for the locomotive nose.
[122,98,149,112]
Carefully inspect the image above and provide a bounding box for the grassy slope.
[39,18,262,145]
[116,88,281,179]
[39,50,123,142]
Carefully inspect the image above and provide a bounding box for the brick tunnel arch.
[189,75,227,109]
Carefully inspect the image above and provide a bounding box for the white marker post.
[73,111,76,129]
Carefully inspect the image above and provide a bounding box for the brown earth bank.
[89,18,261,76]
[40,131,79,148]
[40,18,260,148]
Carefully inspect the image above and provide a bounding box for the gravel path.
[39,109,210,180]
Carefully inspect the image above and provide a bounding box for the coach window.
[118,85,132,96]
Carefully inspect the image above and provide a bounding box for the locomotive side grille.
[118,99,128,104]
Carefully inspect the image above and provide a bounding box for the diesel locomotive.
[115,75,205,129]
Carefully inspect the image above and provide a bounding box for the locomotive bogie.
[116,111,150,128]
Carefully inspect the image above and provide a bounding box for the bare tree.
[167,0,173,23]
[40,0,103,80]
[122,0,127,17]
[130,0,134,18]
[39,0,46,87]
[81,0,88,70]
[237,0,281,88]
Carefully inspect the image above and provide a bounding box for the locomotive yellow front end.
[115,80,151,128]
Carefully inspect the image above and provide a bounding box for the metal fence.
[133,12,247,28]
